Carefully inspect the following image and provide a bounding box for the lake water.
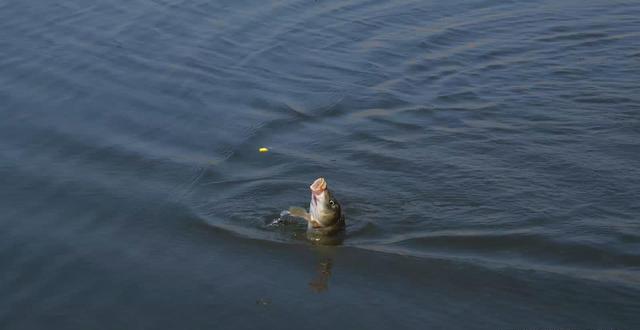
[1,0,639,329]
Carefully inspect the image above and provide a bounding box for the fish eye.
[329,200,335,206]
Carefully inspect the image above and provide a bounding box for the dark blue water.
[1,0,640,329]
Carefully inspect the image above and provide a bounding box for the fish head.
[309,178,341,227]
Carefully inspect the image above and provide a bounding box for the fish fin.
[288,207,311,221]
[310,220,323,228]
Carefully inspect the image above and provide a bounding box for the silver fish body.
[307,178,344,236]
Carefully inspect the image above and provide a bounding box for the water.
[1,0,639,328]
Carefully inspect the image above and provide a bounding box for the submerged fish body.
[289,178,345,237]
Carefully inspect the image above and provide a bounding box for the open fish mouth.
[310,178,327,207]
[310,178,327,195]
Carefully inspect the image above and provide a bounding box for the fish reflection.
[308,244,341,293]
[309,258,333,293]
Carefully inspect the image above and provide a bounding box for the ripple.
[2,0,640,326]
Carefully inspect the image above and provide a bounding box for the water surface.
[1,0,640,329]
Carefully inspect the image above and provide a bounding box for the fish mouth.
[310,177,327,196]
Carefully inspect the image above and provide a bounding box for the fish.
[288,177,345,236]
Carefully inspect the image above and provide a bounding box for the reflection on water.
[267,213,339,293]
[309,258,333,293]
[308,245,340,293]
[269,213,339,292]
